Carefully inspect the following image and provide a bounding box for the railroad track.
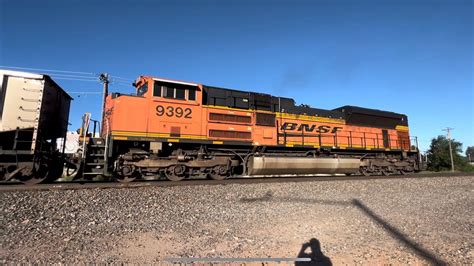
[0,172,471,192]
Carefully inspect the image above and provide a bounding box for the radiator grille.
[209,130,251,139]
[256,113,276,126]
[209,113,251,123]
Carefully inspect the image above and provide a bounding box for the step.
[88,159,105,163]
[86,162,104,166]
[85,167,105,173]
[83,172,103,175]
[90,145,105,148]
[89,154,105,157]
[90,138,105,145]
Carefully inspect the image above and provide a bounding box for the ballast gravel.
[1,175,473,264]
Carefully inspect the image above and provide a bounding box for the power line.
[111,79,132,85]
[0,65,95,75]
[0,65,134,85]
[110,75,133,82]
[69,91,102,94]
[47,73,98,79]
[53,77,99,82]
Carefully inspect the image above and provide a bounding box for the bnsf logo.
[281,122,343,134]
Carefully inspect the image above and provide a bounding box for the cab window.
[163,86,174,98]
[153,83,161,97]
[153,80,196,101]
[188,90,196,101]
[137,82,148,96]
[175,88,186,100]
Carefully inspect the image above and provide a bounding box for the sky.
[1,0,472,153]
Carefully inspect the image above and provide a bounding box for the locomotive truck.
[0,70,422,184]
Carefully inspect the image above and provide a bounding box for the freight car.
[95,75,421,182]
[0,70,72,184]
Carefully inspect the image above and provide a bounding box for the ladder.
[82,137,108,178]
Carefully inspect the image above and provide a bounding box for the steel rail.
[0,172,471,192]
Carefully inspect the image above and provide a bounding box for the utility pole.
[442,127,455,172]
[99,73,110,137]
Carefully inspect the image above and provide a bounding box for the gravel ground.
[1,175,473,264]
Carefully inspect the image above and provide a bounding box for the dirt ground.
[1,176,473,264]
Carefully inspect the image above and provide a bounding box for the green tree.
[426,135,466,171]
[466,146,474,162]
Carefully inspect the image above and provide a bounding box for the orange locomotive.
[98,75,420,181]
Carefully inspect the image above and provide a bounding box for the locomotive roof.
[200,83,406,118]
[333,105,407,119]
[146,75,408,125]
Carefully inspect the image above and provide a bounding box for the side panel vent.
[209,113,251,124]
[256,113,276,127]
[209,130,251,139]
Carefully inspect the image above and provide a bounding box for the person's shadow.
[296,238,332,266]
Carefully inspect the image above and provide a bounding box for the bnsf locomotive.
[105,76,421,182]
[0,70,421,184]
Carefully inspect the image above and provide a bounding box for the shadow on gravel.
[352,199,447,265]
[296,238,332,266]
[240,192,447,265]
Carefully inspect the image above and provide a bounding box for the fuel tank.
[247,156,361,176]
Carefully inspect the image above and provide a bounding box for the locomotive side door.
[382,129,389,148]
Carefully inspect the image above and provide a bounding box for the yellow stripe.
[276,112,345,124]
[203,105,251,113]
[112,131,147,137]
[285,144,294,147]
[113,136,128,140]
[212,141,223,144]
[167,139,180,142]
[396,125,409,131]
[112,131,208,140]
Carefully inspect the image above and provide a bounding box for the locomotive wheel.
[20,161,49,185]
[359,167,371,176]
[165,165,186,181]
[381,168,391,176]
[398,169,408,175]
[208,165,229,180]
[116,165,138,183]
[116,175,137,183]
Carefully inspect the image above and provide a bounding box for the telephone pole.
[442,127,455,172]
[99,73,110,137]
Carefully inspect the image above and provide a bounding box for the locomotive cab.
[103,76,203,157]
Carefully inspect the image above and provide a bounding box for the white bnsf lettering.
[281,122,343,134]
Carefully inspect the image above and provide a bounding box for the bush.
[426,135,468,172]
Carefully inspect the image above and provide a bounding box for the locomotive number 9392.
[155,105,192,118]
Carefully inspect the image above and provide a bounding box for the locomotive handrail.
[277,130,413,151]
